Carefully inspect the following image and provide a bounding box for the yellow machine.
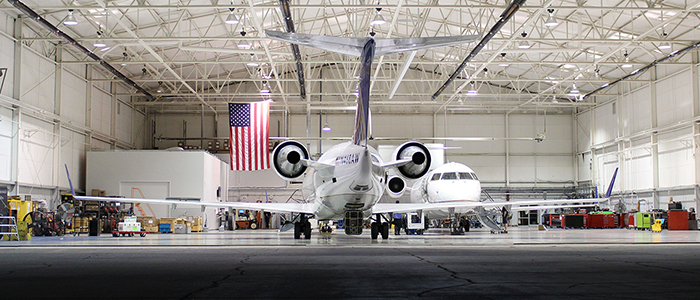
[2,198,34,241]
[652,219,662,232]
[9,198,34,221]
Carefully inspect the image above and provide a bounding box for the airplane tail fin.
[64,164,76,196]
[604,167,619,198]
[265,30,479,57]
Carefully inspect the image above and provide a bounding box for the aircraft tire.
[304,221,312,239]
[370,223,379,239]
[381,223,389,239]
[294,223,302,239]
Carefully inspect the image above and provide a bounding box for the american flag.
[229,101,270,171]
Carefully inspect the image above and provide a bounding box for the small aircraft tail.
[604,167,619,198]
[64,164,76,196]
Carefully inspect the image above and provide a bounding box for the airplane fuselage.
[303,142,385,220]
[410,162,481,218]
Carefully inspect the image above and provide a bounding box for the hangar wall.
[0,12,146,208]
[152,108,574,203]
[578,63,700,211]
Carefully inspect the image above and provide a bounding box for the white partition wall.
[0,10,147,207]
[87,150,228,228]
[579,65,700,211]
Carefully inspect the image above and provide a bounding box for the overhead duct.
[432,0,527,100]
[9,0,155,101]
[278,0,307,101]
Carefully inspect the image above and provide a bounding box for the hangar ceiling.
[3,0,700,114]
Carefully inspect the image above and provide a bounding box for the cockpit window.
[431,173,441,181]
[441,172,458,180]
[471,173,479,180]
[459,172,473,180]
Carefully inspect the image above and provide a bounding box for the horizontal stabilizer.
[266,30,367,57]
[266,30,479,57]
[374,35,480,56]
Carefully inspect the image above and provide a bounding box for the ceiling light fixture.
[498,52,509,67]
[225,8,239,25]
[622,50,632,68]
[93,30,106,48]
[518,32,530,49]
[322,123,332,132]
[544,9,558,27]
[568,84,579,97]
[370,5,386,26]
[467,81,477,96]
[64,9,78,26]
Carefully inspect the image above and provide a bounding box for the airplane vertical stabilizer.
[605,167,619,198]
[265,30,479,146]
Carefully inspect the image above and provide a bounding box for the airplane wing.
[266,30,365,57]
[374,35,480,56]
[73,195,316,214]
[373,198,607,214]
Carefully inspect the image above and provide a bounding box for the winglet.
[605,167,619,198]
[65,164,76,196]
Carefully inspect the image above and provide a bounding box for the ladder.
[0,216,20,241]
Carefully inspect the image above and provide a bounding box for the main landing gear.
[450,214,470,235]
[370,214,390,240]
[293,213,312,240]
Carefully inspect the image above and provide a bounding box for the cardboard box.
[137,217,159,228]
[143,225,158,233]
[91,189,106,196]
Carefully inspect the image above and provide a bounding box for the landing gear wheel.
[304,221,312,239]
[294,222,302,239]
[371,223,379,240]
[380,223,389,239]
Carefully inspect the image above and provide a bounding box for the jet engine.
[393,141,432,179]
[272,140,309,180]
[386,176,406,198]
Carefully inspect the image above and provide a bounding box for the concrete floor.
[2,226,700,299]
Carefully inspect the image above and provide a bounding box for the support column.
[53,44,63,187]
[505,114,510,187]
[650,66,659,210]
[12,16,21,101]
[110,81,117,149]
[85,64,93,190]
[10,16,22,195]
[10,107,20,195]
[691,52,700,209]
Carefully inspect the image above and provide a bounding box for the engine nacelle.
[392,141,432,179]
[386,176,406,198]
[272,140,309,180]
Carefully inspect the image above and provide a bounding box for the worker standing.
[392,200,402,235]
[501,206,510,233]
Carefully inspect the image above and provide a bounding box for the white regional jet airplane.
[408,162,613,234]
[69,30,481,240]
